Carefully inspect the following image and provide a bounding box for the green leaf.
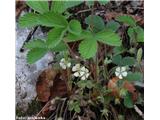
[79,38,97,59]
[65,33,84,42]
[27,48,48,64]
[26,1,49,14]
[24,39,46,49]
[51,1,83,13]
[137,48,143,63]
[18,13,39,28]
[112,55,122,65]
[116,15,136,27]
[128,27,136,42]
[124,92,134,108]
[125,72,143,81]
[85,15,105,32]
[46,28,65,49]
[86,1,94,7]
[121,57,136,66]
[96,30,121,46]
[51,42,67,52]
[113,46,125,55]
[68,20,82,35]
[134,26,144,42]
[106,20,120,32]
[38,12,68,28]
[98,0,109,5]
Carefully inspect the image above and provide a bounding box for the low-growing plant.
[18,0,144,119]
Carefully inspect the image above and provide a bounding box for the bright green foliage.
[77,80,94,89]
[19,12,68,28]
[24,39,46,49]
[113,46,125,55]
[96,30,121,46]
[18,13,40,28]
[38,12,68,28]
[116,15,136,27]
[51,1,83,13]
[85,15,105,32]
[68,100,81,113]
[68,20,82,35]
[51,42,67,52]
[106,20,120,32]
[125,72,143,81]
[79,38,97,59]
[46,28,65,49]
[26,1,49,14]
[27,48,48,64]
[124,92,134,108]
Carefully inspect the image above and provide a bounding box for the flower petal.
[122,71,127,77]
[116,67,121,72]
[86,73,90,78]
[62,65,66,69]
[74,72,79,77]
[80,66,86,71]
[121,66,126,72]
[81,76,86,80]
[118,74,123,79]
[115,71,120,77]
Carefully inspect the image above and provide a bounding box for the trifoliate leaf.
[113,46,126,55]
[24,39,46,49]
[26,1,49,14]
[18,13,39,28]
[38,12,68,28]
[85,15,105,32]
[121,57,136,66]
[137,48,143,63]
[116,15,136,27]
[79,38,97,59]
[46,28,65,49]
[68,20,82,35]
[124,92,134,108]
[96,30,121,46]
[125,72,143,81]
[106,20,120,32]
[77,80,93,89]
[27,48,48,64]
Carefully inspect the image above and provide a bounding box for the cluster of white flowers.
[115,66,127,79]
[72,64,90,80]
[59,58,71,69]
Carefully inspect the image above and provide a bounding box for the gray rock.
[16,24,53,111]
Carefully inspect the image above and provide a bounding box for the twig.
[20,26,38,52]
[75,8,96,15]
[134,105,144,119]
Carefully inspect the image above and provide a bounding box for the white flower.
[115,66,127,79]
[59,58,71,69]
[80,67,90,80]
[72,64,90,80]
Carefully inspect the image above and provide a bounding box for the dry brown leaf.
[36,68,58,102]
[107,77,138,101]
